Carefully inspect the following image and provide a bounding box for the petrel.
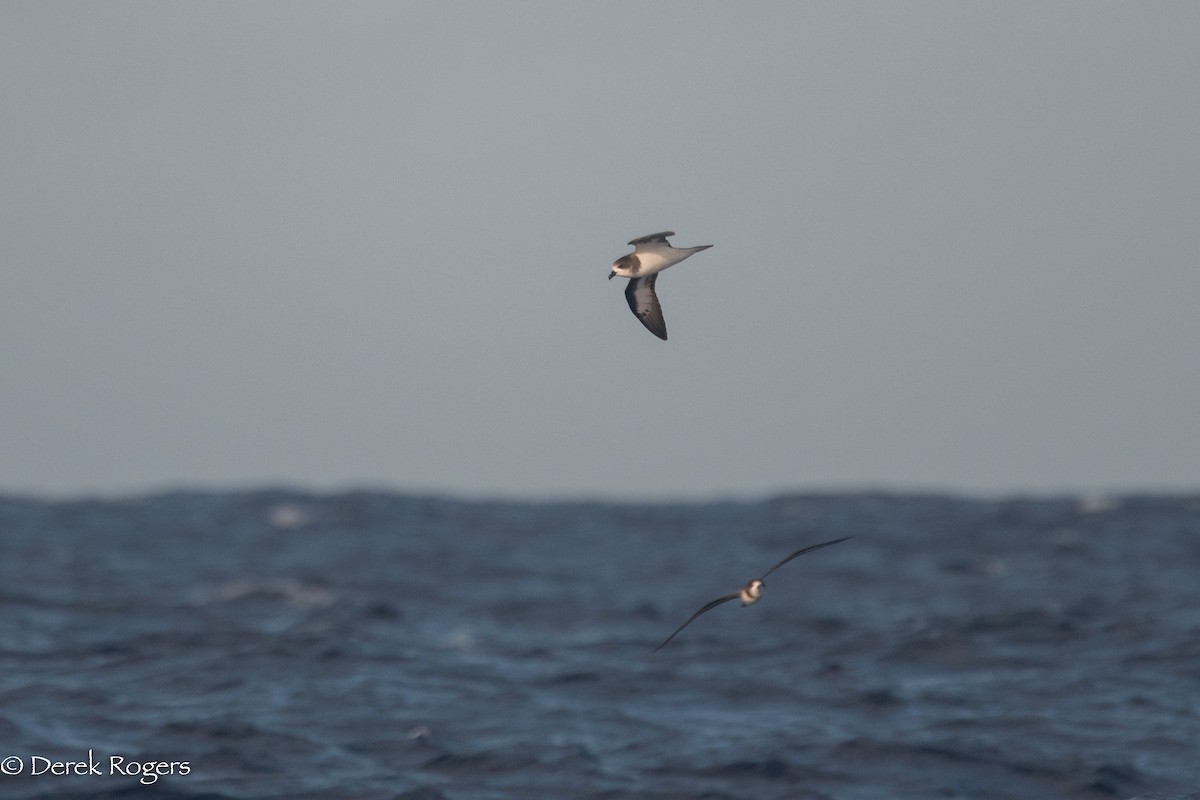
[609,231,712,340]
[653,536,852,652]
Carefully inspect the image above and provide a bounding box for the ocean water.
[0,490,1197,800]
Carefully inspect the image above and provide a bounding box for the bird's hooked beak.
[608,271,616,280]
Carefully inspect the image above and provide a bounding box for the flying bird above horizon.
[653,536,852,652]
[609,231,712,340]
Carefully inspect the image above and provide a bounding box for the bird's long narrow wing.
[625,274,667,340]
[653,593,739,652]
[627,231,675,247]
[760,536,852,579]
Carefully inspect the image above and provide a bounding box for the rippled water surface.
[0,490,1198,799]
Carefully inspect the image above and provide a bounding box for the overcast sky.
[2,2,1198,500]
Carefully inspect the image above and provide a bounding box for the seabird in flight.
[653,536,852,652]
[609,231,712,340]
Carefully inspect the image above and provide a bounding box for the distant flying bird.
[609,231,712,340]
[653,536,852,652]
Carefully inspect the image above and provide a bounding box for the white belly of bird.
[637,249,689,275]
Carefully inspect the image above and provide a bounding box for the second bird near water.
[654,536,852,652]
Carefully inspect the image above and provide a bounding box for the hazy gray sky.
[3,2,1198,500]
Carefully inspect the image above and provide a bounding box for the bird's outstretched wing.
[627,231,675,247]
[653,592,739,652]
[760,536,853,579]
[625,274,667,340]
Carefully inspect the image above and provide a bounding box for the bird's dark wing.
[627,231,675,246]
[653,592,739,652]
[625,274,667,340]
[760,536,853,579]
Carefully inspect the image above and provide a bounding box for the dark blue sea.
[0,490,1197,800]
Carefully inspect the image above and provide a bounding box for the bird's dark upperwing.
[627,231,675,246]
[653,592,739,652]
[625,274,667,340]
[760,536,853,579]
